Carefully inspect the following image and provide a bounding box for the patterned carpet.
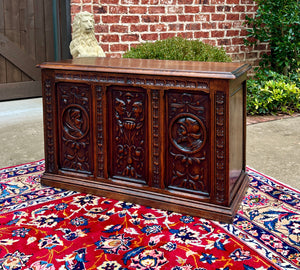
[0,160,299,269]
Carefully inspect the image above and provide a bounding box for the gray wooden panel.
[0,33,41,81]
[0,81,41,101]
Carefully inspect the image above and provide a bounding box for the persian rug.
[0,160,299,270]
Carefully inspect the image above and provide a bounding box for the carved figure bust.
[69,11,105,58]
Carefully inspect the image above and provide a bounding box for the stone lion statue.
[69,11,105,58]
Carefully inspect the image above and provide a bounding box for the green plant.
[123,36,232,62]
[247,75,300,115]
[244,0,299,76]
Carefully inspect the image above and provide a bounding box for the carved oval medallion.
[169,113,206,154]
[62,105,89,139]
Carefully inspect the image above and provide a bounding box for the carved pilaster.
[96,86,104,178]
[44,79,55,173]
[215,91,226,203]
[152,90,160,188]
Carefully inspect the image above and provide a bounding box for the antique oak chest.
[40,57,250,222]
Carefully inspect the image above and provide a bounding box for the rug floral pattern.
[0,160,299,269]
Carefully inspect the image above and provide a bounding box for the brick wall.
[70,0,269,68]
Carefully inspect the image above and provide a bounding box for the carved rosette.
[167,92,209,194]
[215,91,226,203]
[58,83,92,173]
[110,89,146,183]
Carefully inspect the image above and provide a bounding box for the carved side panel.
[215,91,226,203]
[57,83,93,174]
[110,87,147,184]
[167,92,210,195]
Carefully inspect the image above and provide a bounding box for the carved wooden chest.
[40,57,250,222]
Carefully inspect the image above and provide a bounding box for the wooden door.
[0,0,70,101]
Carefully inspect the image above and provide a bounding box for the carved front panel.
[57,83,93,174]
[109,87,147,184]
[167,91,210,195]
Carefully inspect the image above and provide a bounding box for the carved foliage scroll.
[167,92,210,195]
[110,88,147,183]
[57,83,93,174]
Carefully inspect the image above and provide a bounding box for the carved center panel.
[110,88,147,183]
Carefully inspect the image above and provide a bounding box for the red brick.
[226,0,239,3]
[100,44,109,52]
[226,14,239,20]
[178,32,193,39]
[211,0,226,4]
[71,5,81,14]
[110,25,128,33]
[218,22,233,29]
[178,15,194,22]
[169,23,184,31]
[211,31,225,38]
[102,34,120,43]
[211,14,225,21]
[121,34,139,42]
[129,6,147,14]
[95,25,109,33]
[160,33,176,40]
[217,5,231,12]
[141,0,159,3]
[150,24,167,32]
[110,44,129,52]
[201,5,215,13]
[131,24,149,32]
[204,39,217,46]
[232,38,244,45]
[109,6,128,14]
[186,23,201,31]
[226,30,240,37]
[121,16,140,24]
[232,6,245,12]
[178,0,193,4]
[195,14,210,22]
[93,6,107,14]
[142,15,159,23]
[141,33,159,41]
[194,31,209,38]
[185,6,200,13]
[121,0,139,4]
[167,6,183,14]
[102,15,120,24]
[101,0,119,3]
[161,15,177,23]
[149,6,165,14]
[202,22,217,29]
[218,39,231,46]
[161,0,176,4]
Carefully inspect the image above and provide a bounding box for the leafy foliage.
[247,70,300,115]
[123,36,232,62]
[244,0,300,76]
